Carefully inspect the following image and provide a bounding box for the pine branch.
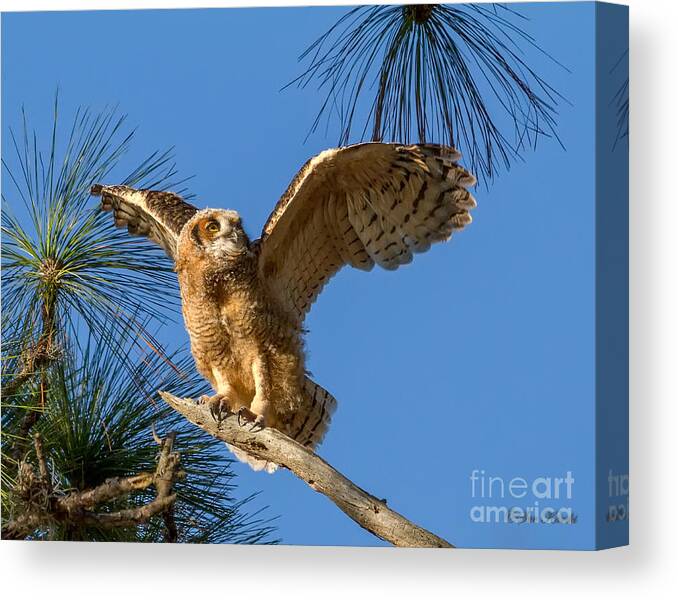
[160,392,453,548]
[2,298,59,402]
[2,96,278,545]
[6,299,60,458]
[2,432,183,540]
[288,3,567,183]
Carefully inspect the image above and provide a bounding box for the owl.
[92,143,477,472]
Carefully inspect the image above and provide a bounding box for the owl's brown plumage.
[93,143,477,472]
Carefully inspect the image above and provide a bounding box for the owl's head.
[182,208,250,261]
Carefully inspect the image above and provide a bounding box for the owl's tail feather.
[290,377,337,450]
[225,377,337,474]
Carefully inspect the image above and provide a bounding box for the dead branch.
[4,311,61,460]
[154,432,180,542]
[1,432,183,540]
[33,433,51,492]
[160,391,453,548]
[3,495,177,537]
[2,300,59,400]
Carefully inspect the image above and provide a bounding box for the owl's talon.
[236,406,265,431]
[199,394,231,423]
[250,414,266,432]
[237,406,254,427]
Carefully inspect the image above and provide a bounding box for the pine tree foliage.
[1,96,278,543]
[290,3,568,183]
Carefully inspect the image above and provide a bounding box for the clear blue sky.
[2,3,603,549]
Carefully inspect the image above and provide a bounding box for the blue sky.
[2,3,606,549]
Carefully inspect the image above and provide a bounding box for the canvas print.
[0,2,629,549]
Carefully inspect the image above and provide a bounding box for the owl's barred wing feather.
[91,184,198,260]
[257,143,477,322]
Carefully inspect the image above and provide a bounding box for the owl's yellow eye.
[205,221,220,234]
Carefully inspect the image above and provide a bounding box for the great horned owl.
[93,143,476,472]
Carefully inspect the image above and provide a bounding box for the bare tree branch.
[32,433,51,493]
[153,432,180,542]
[1,432,183,540]
[57,473,155,512]
[160,391,453,548]
[4,301,61,460]
[3,495,177,538]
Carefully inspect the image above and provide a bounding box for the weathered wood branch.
[4,308,61,461]
[160,391,453,548]
[1,432,183,540]
[3,495,177,537]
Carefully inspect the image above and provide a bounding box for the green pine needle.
[1,93,191,377]
[1,94,278,544]
[289,3,568,183]
[2,319,278,544]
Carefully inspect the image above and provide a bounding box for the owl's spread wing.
[257,143,477,322]
[91,184,198,260]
